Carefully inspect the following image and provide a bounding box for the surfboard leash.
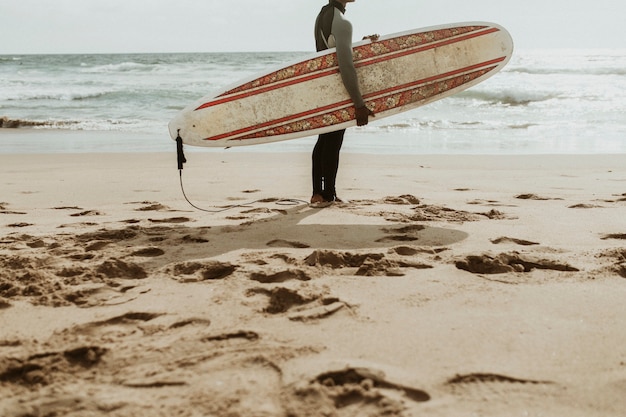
[175,131,307,213]
[176,130,187,170]
[176,130,245,213]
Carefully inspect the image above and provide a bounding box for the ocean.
[1,49,625,154]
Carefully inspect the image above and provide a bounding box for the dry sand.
[1,150,625,416]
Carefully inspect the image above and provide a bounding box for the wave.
[371,117,543,133]
[6,92,110,102]
[508,66,626,76]
[508,123,538,130]
[457,90,562,106]
[507,49,626,77]
[1,89,126,102]
[81,62,156,73]
[0,116,156,131]
[0,117,66,128]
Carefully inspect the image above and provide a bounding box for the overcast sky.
[1,0,624,54]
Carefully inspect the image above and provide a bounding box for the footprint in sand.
[284,365,429,415]
[225,215,251,221]
[164,260,237,282]
[0,345,108,386]
[241,208,275,215]
[78,227,138,242]
[129,247,165,257]
[7,222,32,228]
[447,373,552,386]
[25,238,46,248]
[468,199,517,208]
[266,239,310,249]
[134,202,171,212]
[383,194,421,205]
[315,367,430,402]
[63,283,149,308]
[515,193,562,201]
[1,202,27,215]
[97,258,148,279]
[601,233,626,241]
[246,287,317,314]
[180,233,210,244]
[305,250,386,269]
[569,203,604,209]
[305,249,432,277]
[70,210,103,217]
[202,330,260,343]
[399,204,493,223]
[456,253,579,275]
[69,312,163,339]
[389,246,447,257]
[444,372,560,406]
[246,287,347,322]
[169,317,212,330]
[149,217,191,224]
[598,248,626,278]
[490,237,540,246]
[0,244,149,307]
[615,193,626,202]
[249,268,312,283]
[85,240,111,251]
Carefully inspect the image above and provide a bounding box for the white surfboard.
[169,22,514,148]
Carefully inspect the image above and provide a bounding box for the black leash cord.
[176,131,306,213]
[178,170,307,213]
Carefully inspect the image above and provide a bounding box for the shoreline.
[1,151,626,416]
[3,128,626,155]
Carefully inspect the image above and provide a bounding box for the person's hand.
[362,34,380,42]
[355,105,375,126]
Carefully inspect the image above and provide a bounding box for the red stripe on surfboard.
[202,98,353,142]
[221,26,487,97]
[355,27,499,68]
[195,27,501,111]
[202,58,505,142]
[196,68,338,110]
[366,56,506,101]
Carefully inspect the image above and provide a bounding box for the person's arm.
[332,12,374,126]
[332,13,365,108]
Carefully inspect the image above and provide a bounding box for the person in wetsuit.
[311,0,376,205]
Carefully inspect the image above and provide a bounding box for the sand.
[1,149,625,416]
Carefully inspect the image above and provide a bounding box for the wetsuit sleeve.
[332,12,365,108]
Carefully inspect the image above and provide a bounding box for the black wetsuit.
[312,1,365,202]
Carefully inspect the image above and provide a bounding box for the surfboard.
[169,22,513,148]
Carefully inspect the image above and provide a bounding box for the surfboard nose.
[168,117,182,141]
[168,114,196,144]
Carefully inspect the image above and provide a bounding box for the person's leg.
[311,135,325,201]
[320,129,345,201]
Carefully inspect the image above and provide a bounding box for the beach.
[1,145,625,416]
